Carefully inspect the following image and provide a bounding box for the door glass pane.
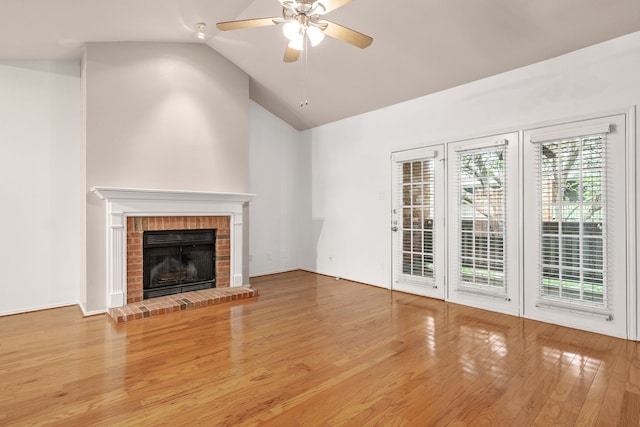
[401,159,435,279]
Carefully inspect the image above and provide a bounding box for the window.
[537,135,606,306]
[391,113,632,339]
[458,146,507,295]
[447,132,519,315]
[523,114,629,338]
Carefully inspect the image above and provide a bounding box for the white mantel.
[91,187,254,308]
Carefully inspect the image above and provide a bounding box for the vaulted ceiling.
[1,0,639,129]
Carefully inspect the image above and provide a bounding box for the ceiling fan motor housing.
[282,0,326,17]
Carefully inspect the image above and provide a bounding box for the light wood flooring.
[1,270,639,426]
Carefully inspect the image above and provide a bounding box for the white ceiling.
[1,0,639,130]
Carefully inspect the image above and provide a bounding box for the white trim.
[91,187,254,308]
[625,106,637,340]
[390,144,446,300]
[530,123,611,144]
[393,282,440,299]
[79,304,108,317]
[392,107,634,165]
[524,312,627,340]
[456,285,512,301]
[522,112,628,338]
[91,187,254,204]
[518,130,526,321]
[249,267,300,278]
[447,132,520,316]
[0,302,80,317]
[535,301,613,321]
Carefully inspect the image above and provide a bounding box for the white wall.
[300,32,640,290]
[249,101,302,276]
[84,42,250,313]
[0,61,81,315]
[3,33,639,320]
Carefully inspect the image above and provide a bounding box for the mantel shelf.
[91,186,254,204]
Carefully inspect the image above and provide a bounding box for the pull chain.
[300,35,309,107]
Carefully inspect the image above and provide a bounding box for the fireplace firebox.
[143,229,216,299]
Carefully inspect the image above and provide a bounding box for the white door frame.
[446,132,521,316]
[522,111,633,339]
[391,145,446,299]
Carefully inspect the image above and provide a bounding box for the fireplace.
[91,187,254,309]
[143,229,216,299]
[127,215,230,304]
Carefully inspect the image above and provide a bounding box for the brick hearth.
[107,286,258,323]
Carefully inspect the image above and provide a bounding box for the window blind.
[532,131,612,318]
[455,142,508,298]
[394,154,437,287]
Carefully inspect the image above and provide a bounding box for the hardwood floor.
[1,270,639,426]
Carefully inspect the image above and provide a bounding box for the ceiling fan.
[216,0,373,63]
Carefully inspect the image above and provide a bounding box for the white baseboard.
[78,303,107,317]
[249,267,301,278]
[0,301,79,317]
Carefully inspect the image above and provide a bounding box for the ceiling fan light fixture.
[288,37,304,51]
[307,25,325,46]
[216,0,373,63]
[283,20,302,41]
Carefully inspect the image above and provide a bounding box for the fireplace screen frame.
[143,228,216,299]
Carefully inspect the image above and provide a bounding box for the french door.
[391,146,445,299]
[446,132,520,315]
[522,114,629,338]
[388,114,632,338]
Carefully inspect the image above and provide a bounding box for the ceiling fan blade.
[321,0,353,14]
[216,17,278,31]
[320,21,373,49]
[284,46,301,63]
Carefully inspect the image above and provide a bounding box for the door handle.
[391,226,398,232]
